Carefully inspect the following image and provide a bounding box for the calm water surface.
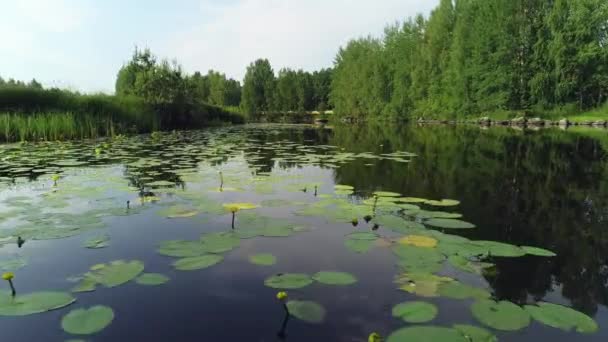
[0,123,606,341]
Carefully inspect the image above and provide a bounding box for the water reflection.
[0,123,607,327]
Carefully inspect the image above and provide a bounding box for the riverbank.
[0,87,244,142]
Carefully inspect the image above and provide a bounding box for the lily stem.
[231,212,235,229]
[8,279,15,297]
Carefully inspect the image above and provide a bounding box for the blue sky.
[0,0,438,93]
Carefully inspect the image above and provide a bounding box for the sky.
[0,0,438,93]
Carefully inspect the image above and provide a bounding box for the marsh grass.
[0,87,243,142]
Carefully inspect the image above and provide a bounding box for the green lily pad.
[157,205,199,218]
[473,241,526,258]
[471,300,530,331]
[398,197,428,203]
[264,273,313,289]
[392,301,438,323]
[344,239,374,253]
[135,273,170,286]
[286,300,326,323]
[312,271,357,285]
[521,246,556,257]
[200,232,240,253]
[373,191,401,197]
[425,218,475,229]
[524,302,598,333]
[453,324,497,342]
[334,185,354,190]
[249,253,277,266]
[0,291,76,316]
[83,235,110,249]
[173,255,223,271]
[346,232,378,240]
[95,260,144,288]
[393,245,445,273]
[387,326,467,342]
[396,273,454,297]
[448,255,494,274]
[158,240,209,257]
[61,305,114,335]
[438,282,491,300]
[425,199,460,207]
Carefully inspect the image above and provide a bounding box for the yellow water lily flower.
[223,203,258,212]
[51,174,60,182]
[2,272,14,281]
[368,332,382,342]
[276,291,288,301]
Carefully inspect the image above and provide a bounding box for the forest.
[329,0,608,120]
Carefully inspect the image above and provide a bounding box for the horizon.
[0,0,438,94]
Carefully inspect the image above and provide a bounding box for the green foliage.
[330,0,608,119]
[241,60,332,117]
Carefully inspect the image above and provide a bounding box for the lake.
[0,123,606,341]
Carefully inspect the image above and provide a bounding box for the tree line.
[330,0,608,119]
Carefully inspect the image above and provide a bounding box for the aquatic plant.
[2,272,16,296]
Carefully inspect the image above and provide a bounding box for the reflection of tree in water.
[330,123,608,315]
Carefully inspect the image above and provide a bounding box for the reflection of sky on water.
[0,124,606,341]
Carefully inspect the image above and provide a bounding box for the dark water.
[0,123,606,341]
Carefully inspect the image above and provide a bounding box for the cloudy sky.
[0,0,438,93]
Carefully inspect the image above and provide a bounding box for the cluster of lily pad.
[0,126,601,340]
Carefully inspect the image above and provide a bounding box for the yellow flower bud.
[276,291,288,301]
[368,332,382,342]
[2,272,14,281]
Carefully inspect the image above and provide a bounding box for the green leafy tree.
[241,59,276,115]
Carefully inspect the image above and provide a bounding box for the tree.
[241,59,275,115]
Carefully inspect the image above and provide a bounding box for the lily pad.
[396,273,453,297]
[286,300,326,323]
[346,232,378,240]
[392,301,438,323]
[0,291,76,316]
[524,302,598,333]
[61,305,114,335]
[334,185,354,190]
[448,255,494,274]
[453,324,497,342]
[312,271,357,285]
[200,232,240,253]
[158,240,209,257]
[344,239,374,253]
[157,205,199,218]
[249,253,277,266]
[387,326,467,342]
[373,191,401,197]
[471,300,530,331]
[83,235,110,249]
[264,273,313,289]
[521,246,556,257]
[173,255,223,271]
[425,199,460,207]
[473,241,526,258]
[399,235,438,248]
[425,218,475,229]
[223,202,258,211]
[438,282,491,300]
[398,197,428,203]
[135,273,170,286]
[94,260,144,287]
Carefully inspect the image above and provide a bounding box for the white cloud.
[164,0,438,81]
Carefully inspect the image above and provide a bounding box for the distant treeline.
[330,0,608,119]
[240,59,333,117]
